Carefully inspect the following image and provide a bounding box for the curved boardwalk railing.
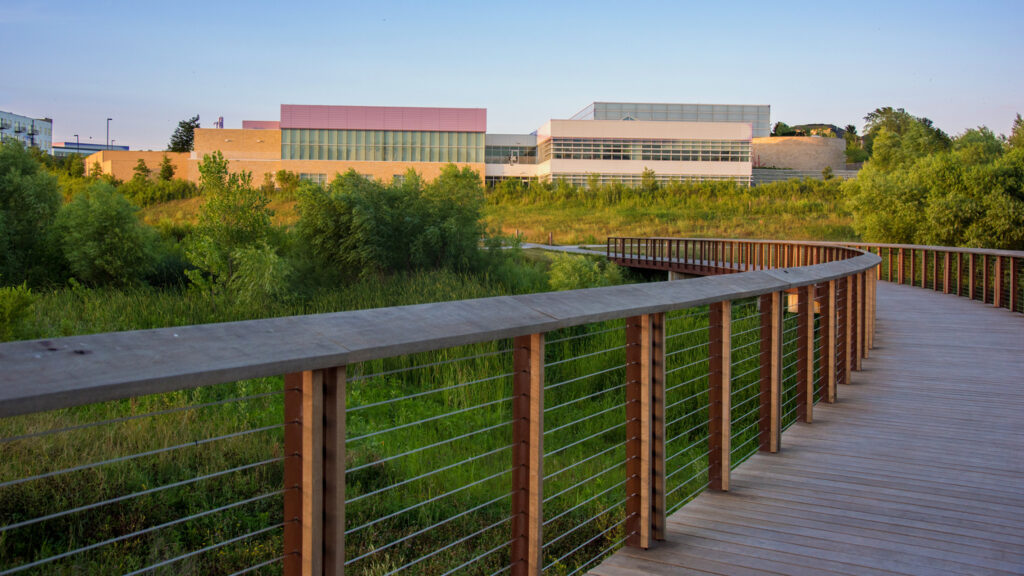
[0,240,879,575]
[607,237,1024,315]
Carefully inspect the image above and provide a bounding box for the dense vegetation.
[845,110,1024,249]
[485,176,855,244]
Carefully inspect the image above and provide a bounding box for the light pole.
[106,118,112,150]
[74,134,79,155]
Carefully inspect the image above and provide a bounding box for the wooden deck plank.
[591,282,1024,575]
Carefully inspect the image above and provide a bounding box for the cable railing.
[840,243,1024,314]
[1,238,879,575]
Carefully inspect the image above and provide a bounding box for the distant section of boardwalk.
[591,281,1024,575]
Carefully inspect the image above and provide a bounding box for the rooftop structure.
[571,102,771,138]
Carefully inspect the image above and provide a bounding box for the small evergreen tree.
[132,158,151,181]
[168,115,200,152]
[158,155,176,180]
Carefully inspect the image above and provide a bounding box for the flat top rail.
[0,249,878,419]
[590,281,1024,575]
[610,236,1024,259]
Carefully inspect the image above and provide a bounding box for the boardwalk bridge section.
[0,238,1021,575]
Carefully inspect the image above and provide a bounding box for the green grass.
[484,178,857,245]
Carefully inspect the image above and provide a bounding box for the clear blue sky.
[3,0,1021,150]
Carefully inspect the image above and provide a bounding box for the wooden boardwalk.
[591,281,1024,575]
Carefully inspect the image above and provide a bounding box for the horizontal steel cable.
[225,555,287,576]
[0,390,283,445]
[545,439,628,482]
[346,467,514,536]
[665,402,710,432]
[730,419,763,442]
[348,371,514,412]
[545,419,632,459]
[0,424,283,489]
[348,347,511,382]
[664,385,709,412]
[0,457,282,533]
[544,458,632,505]
[544,477,629,528]
[347,443,515,504]
[545,364,627,393]
[665,357,709,380]
[379,514,515,576]
[666,324,709,341]
[666,468,708,494]
[440,538,515,576]
[667,480,710,515]
[546,324,623,345]
[666,434,708,465]
[123,523,284,576]
[547,382,626,413]
[545,344,626,368]
[346,395,513,443]
[346,491,513,565]
[347,419,512,474]
[545,401,631,437]
[665,340,710,359]
[546,514,635,571]
[542,496,631,552]
[0,491,281,575]
[564,531,635,576]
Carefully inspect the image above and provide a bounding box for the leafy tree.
[772,122,797,136]
[158,155,176,181]
[66,154,86,178]
[168,114,200,153]
[0,140,63,285]
[185,151,275,291]
[1007,113,1024,150]
[862,107,950,154]
[548,254,622,290]
[132,158,151,182]
[640,168,659,194]
[275,169,301,199]
[53,181,155,285]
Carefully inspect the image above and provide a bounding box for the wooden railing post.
[1011,258,1019,313]
[284,368,346,576]
[994,256,1002,308]
[511,334,544,576]
[943,252,951,294]
[626,313,666,548]
[708,301,731,491]
[983,255,990,303]
[796,285,814,423]
[898,248,905,284]
[844,275,854,384]
[851,274,862,371]
[823,280,837,402]
[759,292,782,452]
[969,253,976,300]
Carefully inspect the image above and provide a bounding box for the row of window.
[547,172,751,187]
[539,138,751,163]
[483,145,538,165]
[282,129,484,163]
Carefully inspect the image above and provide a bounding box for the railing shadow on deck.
[0,239,888,575]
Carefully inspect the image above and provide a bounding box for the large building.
[1,110,52,154]
[87,101,762,187]
[52,141,128,159]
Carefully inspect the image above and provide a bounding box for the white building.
[0,110,52,154]
[485,102,757,187]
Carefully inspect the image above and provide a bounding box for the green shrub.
[53,182,155,285]
[548,254,623,291]
[0,140,63,286]
[0,282,36,341]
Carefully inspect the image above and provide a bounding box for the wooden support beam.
[898,248,905,284]
[851,274,861,371]
[796,285,813,423]
[983,255,990,303]
[969,254,976,301]
[994,257,1003,309]
[932,251,939,291]
[858,273,867,364]
[626,313,666,547]
[824,281,837,403]
[708,301,731,491]
[910,249,916,287]
[1011,258,1019,314]
[888,247,893,282]
[759,292,782,452]
[957,253,963,297]
[921,250,927,289]
[511,333,544,576]
[943,252,951,294]
[284,368,346,576]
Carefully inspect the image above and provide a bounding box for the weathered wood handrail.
[0,239,880,575]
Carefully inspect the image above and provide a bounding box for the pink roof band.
[241,120,280,130]
[280,105,486,132]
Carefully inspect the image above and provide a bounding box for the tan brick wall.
[752,136,846,171]
[82,151,190,182]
